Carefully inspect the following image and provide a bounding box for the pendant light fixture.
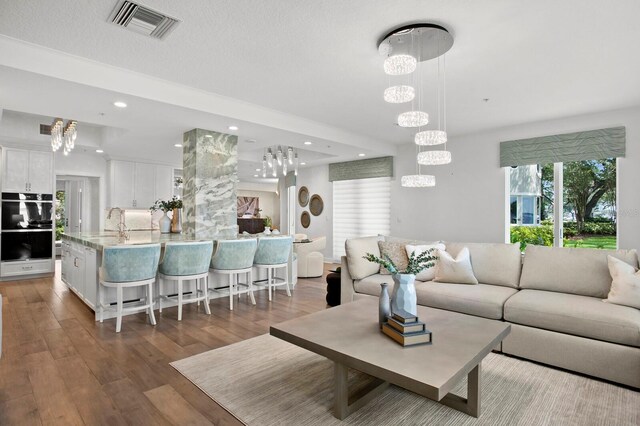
[378,23,454,187]
[51,118,78,155]
[261,145,299,178]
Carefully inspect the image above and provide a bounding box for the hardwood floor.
[0,262,333,425]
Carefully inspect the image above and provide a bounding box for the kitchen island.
[60,231,296,321]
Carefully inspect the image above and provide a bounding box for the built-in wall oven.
[1,192,54,263]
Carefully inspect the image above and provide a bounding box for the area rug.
[170,334,639,426]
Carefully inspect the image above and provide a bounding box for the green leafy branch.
[150,196,183,212]
[363,248,438,275]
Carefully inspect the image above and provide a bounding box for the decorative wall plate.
[309,194,324,216]
[298,186,309,207]
[301,211,311,228]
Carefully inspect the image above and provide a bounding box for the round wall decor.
[301,211,311,228]
[298,186,309,207]
[309,194,324,216]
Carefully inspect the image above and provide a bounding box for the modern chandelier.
[50,118,78,155]
[378,23,454,187]
[261,145,299,178]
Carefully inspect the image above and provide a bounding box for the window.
[508,159,617,250]
[333,177,391,260]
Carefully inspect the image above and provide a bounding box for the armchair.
[293,236,326,278]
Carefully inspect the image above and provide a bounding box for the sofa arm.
[340,256,356,304]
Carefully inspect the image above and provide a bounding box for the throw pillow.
[434,247,478,284]
[605,255,640,309]
[405,243,446,282]
[378,241,409,275]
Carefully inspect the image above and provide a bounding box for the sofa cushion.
[406,243,445,281]
[345,236,382,280]
[445,242,522,288]
[416,282,518,320]
[353,274,393,296]
[434,247,478,285]
[378,241,408,275]
[520,245,639,298]
[606,255,640,309]
[504,289,640,347]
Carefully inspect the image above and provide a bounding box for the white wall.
[390,106,640,250]
[237,189,279,228]
[294,165,333,260]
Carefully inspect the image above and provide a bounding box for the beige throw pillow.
[406,243,445,282]
[605,255,640,309]
[345,236,382,280]
[434,247,478,284]
[378,241,408,275]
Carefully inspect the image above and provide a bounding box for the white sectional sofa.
[340,236,640,388]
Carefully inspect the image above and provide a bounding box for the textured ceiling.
[0,0,639,145]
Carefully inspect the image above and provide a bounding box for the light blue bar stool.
[209,238,257,310]
[157,241,214,321]
[98,243,161,333]
[253,236,293,301]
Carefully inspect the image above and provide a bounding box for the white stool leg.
[98,282,104,323]
[284,264,291,297]
[178,278,183,321]
[148,281,156,326]
[268,267,272,301]
[229,274,234,311]
[158,276,163,313]
[202,276,211,315]
[248,270,256,305]
[116,285,123,333]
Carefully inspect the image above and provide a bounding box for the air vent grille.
[40,124,51,135]
[108,1,179,40]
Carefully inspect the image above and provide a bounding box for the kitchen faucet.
[107,207,129,241]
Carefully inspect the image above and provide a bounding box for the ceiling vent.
[40,124,52,135]
[108,1,180,40]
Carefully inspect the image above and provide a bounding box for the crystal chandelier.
[51,118,78,156]
[262,145,298,178]
[378,24,454,187]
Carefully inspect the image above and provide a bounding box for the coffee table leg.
[440,363,481,417]
[333,362,389,420]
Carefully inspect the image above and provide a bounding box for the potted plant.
[263,216,273,234]
[364,249,438,316]
[150,196,183,234]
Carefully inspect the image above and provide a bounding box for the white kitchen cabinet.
[62,241,99,310]
[133,162,156,208]
[155,165,174,202]
[1,148,53,193]
[108,160,174,208]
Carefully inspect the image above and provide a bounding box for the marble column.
[182,129,238,239]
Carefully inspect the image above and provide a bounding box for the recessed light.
[96,149,104,153]
[300,162,307,165]
[255,168,261,172]
[245,139,256,143]
[113,101,127,108]
[358,153,366,157]
[304,141,312,145]
[228,125,239,131]
[253,174,259,177]
[174,143,183,148]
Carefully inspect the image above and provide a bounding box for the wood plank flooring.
[0,262,333,425]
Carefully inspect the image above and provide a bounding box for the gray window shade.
[500,126,626,167]
[329,156,393,182]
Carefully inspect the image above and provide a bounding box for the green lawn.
[565,235,617,250]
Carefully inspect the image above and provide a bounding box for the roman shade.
[500,126,626,167]
[329,156,393,182]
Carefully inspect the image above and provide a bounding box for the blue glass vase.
[391,273,417,316]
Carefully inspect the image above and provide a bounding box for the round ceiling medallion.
[309,194,324,216]
[301,211,311,228]
[298,186,309,207]
[378,23,454,62]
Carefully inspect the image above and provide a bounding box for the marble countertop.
[61,231,195,250]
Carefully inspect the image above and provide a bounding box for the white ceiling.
[1,0,639,180]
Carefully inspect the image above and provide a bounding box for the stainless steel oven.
[1,192,54,262]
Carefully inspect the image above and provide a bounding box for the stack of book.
[381,309,432,347]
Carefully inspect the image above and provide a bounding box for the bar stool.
[98,243,161,333]
[157,241,214,321]
[209,238,258,310]
[253,236,293,301]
